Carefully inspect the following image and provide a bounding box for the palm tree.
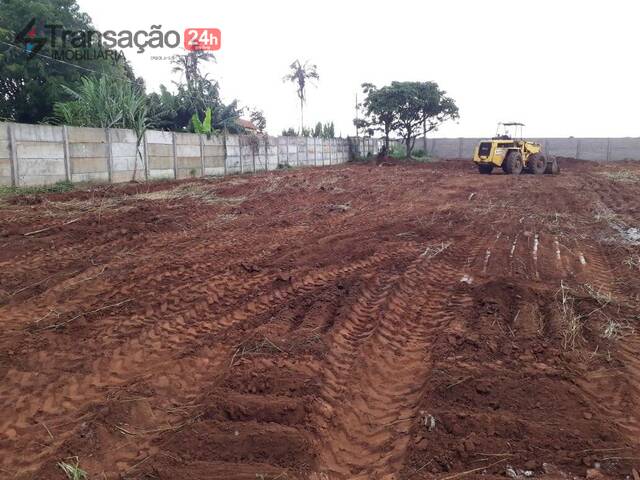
[283,59,319,134]
[171,49,217,94]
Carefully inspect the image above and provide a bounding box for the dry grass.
[602,318,635,340]
[557,281,583,350]
[600,170,640,183]
[623,254,640,270]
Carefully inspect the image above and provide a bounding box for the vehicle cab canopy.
[493,122,525,140]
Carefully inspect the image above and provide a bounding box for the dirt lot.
[1,158,639,480]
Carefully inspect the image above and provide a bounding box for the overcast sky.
[78,0,638,138]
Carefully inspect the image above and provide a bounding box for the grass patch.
[58,457,88,480]
[0,180,74,198]
[600,170,640,183]
[388,144,432,161]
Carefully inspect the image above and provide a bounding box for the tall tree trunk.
[300,97,304,135]
[423,117,427,155]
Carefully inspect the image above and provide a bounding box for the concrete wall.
[408,136,640,161]
[350,137,381,158]
[0,122,351,187]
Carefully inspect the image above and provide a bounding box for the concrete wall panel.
[0,140,11,159]
[71,157,108,174]
[67,127,106,143]
[610,138,640,161]
[17,142,64,160]
[578,138,608,161]
[69,143,108,158]
[72,172,109,183]
[13,124,62,142]
[149,156,174,170]
[146,130,173,144]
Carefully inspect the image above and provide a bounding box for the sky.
[77,0,639,138]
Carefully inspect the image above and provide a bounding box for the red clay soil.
[1,158,639,480]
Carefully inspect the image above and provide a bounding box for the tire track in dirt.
[0,245,418,464]
[312,240,480,479]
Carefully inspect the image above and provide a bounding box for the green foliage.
[54,76,147,130]
[191,107,213,135]
[389,144,406,158]
[357,81,459,157]
[0,0,137,123]
[57,458,88,480]
[281,127,298,136]
[311,121,335,138]
[0,180,74,198]
[54,75,149,179]
[413,149,427,158]
[249,109,267,133]
[322,121,335,138]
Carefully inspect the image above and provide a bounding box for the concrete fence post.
[8,123,18,187]
[171,132,178,179]
[313,137,317,166]
[606,138,611,162]
[285,136,290,167]
[199,134,205,177]
[105,128,113,183]
[62,125,71,182]
[252,138,256,173]
[239,136,244,174]
[458,138,463,158]
[223,130,228,176]
[143,131,149,180]
[576,138,581,160]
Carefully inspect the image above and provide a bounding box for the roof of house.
[236,118,258,131]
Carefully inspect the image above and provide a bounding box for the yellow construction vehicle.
[473,122,559,175]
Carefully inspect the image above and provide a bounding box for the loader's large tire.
[478,163,494,174]
[504,151,523,175]
[545,156,560,174]
[528,153,547,175]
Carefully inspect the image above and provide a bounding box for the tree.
[146,48,242,134]
[0,0,136,123]
[282,59,318,134]
[322,121,335,139]
[312,122,322,138]
[356,83,398,155]
[54,75,149,179]
[249,109,267,133]
[357,81,459,158]
[171,49,219,115]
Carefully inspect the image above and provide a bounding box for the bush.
[0,180,75,198]
[389,144,406,158]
